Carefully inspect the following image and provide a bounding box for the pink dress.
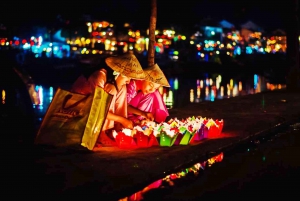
[71,69,126,131]
[127,80,169,123]
[102,84,127,131]
[71,69,107,95]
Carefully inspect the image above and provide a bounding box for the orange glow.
[2,89,5,104]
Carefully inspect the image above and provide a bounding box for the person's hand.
[120,118,134,129]
[142,112,154,121]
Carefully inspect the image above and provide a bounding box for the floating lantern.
[111,116,224,149]
[114,129,136,149]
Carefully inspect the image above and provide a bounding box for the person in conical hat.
[71,52,152,148]
[105,51,145,80]
[126,63,171,123]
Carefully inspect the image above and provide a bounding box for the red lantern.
[149,133,159,146]
[115,132,136,149]
[134,131,149,147]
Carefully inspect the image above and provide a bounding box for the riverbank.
[11,89,297,200]
[143,120,300,201]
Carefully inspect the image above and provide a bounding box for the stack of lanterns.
[112,116,224,149]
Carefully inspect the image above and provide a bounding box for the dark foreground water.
[120,122,300,201]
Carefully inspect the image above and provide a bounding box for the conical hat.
[105,52,145,80]
[143,64,170,87]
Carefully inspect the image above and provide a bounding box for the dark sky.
[1,0,288,32]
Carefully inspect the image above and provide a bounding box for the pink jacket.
[126,80,169,123]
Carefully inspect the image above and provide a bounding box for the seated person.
[127,63,170,124]
[72,52,151,147]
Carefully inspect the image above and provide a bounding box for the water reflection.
[28,74,286,119]
[31,85,54,118]
[162,74,286,108]
[120,120,295,201]
[119,152,224,201]
[2,89,5,104]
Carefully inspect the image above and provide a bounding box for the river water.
[30,73,284,118]
[119,121,300,201]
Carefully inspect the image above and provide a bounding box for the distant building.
[240,21,263,42]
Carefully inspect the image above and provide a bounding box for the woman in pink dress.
[127,63,170,123]
[71,52,148,147]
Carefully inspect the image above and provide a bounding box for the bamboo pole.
[147,0,157,67]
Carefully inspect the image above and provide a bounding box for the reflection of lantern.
[190,89,194,102]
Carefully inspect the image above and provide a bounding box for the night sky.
[0,0,290,32]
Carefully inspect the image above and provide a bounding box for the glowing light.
[172,56,178,60]
[230,79,233,89]
[233,84,238,97]
[23,43,30,49]
[218,75,222,83]
[163,92,167,103]
[166,90,173,108]
[38,86,43,105]
[210,89,215,101]
[238,81,242,91]
[49,87,53,100]
[174,78,179,90]
[216,77,220,89]
[209,78,213,86]
[197,86,201,98]
[206,78,210,86]
[190,89,194,102]
[205,86,209,96]
[200,80,204,88]
[220,86,224,97]
[254,74,258,89]
[2,89,5,104]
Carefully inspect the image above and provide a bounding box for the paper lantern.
[159,132,178,147]
[115,132,136,148]
[173,133,183,145]
[133,131,159,147]
[197,119,224,139]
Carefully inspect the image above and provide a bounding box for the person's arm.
[127,105,154,121]
[90,68,107,88]
[106,111,134,129]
